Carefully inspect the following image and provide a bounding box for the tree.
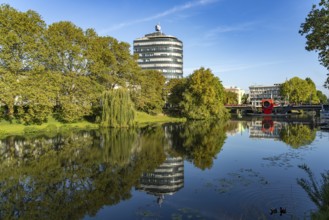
[180,67,229,120]
[224,90,238,105]
[317,90,329,104]
[166,78,187,107]
[45,21,87,74]
[130,70,165,115]
[241,93,249,104]
[100,89,135,128]
[0,5,47,120]
[54,72,102,123]
[16,71,58,124]
[306,77,320,104]
[280,77,313,104]
[0,4,47,74]
[300,0,329,89]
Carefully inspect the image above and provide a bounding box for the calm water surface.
[1,117,328,219]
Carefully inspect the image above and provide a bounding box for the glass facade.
[133,27,183,80]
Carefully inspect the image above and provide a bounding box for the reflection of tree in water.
[170,121,227,170]
[0,127,166,220]
[297,164,329,219]
[280,124,316,148]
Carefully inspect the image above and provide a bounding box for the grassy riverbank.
[0,112,185,138]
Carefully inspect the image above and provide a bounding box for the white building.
[249,84,282,107]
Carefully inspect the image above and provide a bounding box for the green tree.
[180,67,229,120]
[241,93,249,104]
[281,77,313,104]
[0,5,47,120]
[300,0,329,89]
[16,71,58,124]
[84,29,118,89]
[0,4,47,74]
[45,21,87,74]
[306,77,320,104]
[224,90,238,105]
[54,72,101,123]
[317,90,329,104]
[166,78,187,107]
[100,89,135,128]
[130,70,165,114]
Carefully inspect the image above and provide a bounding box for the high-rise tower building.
[133,25,183,80]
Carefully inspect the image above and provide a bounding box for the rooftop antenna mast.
[155,23,162,33]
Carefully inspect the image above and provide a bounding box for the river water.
[0,116,328,219]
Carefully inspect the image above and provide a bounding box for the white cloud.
[100,0,218,34]
[204,22,258,39]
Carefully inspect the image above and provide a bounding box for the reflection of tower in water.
[136,156,184,206]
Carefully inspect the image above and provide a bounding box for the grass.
[135,111,186,125]
[0,112,185,138]
[0,117,99,138]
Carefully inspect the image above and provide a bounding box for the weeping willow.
[100,89,135,128]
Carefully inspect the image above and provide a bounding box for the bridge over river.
[225,104,322,113]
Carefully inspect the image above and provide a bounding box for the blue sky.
[2,0,328,96]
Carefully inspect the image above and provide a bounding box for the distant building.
[249,84,282,107]
[225,86,245,105]
[133,25,183,80]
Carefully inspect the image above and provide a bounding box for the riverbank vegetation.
[0,4,228,132]
[281,77,328,104]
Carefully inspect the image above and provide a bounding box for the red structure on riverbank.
[261,99,275,114]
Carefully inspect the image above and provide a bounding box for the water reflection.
[0,128,167,220]
[246,117,317,148]
[0,118,326,219]
[170,121,227,170]
[136,156,184,206]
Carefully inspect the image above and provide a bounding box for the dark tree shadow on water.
[297,164,329,219]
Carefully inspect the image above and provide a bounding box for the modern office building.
[249,84,282,107]
[133,25,183,80]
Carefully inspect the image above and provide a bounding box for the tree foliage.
[180,67,229,120]
[0,4,143,124]
[100,89,135,128]
[130,70,165,115]
[317,90,329,104]
[166,78,187,107]
[224,90,238,105]
[300,0,329,88]
[241,93,250,104]
[280,77,318,104]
